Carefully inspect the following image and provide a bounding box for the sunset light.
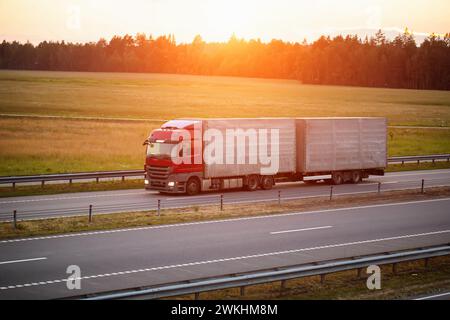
[1,0,449,44]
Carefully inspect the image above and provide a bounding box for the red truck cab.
[144,120,203,194]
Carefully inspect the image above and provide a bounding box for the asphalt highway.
[0,197,449,299]
[1,169,450,221]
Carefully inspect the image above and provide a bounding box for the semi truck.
[143,118,387,195]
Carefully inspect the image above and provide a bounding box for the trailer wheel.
[261,176,274,190]
[351,171,362,184]
[332,172,344,185]
[245,175,260,191]
[186,177,201,196]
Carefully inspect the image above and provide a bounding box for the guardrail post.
[12,182,15,189]
[240,286,246,296]
[41,180,45,188]
[421,179,425,194]
[424,258,430,268]
[320,274,326,284]
[194,292,200,300]
[378,182,381,195]
[357,268,363,279]
[432,159,435,166]
[69,179,72,185]
[392,263,398,275]
[329,186,333,200]
[96,177,99,184]
[280,280,287,292]
[122,176,125,182]
[278,190,281,205]
[220,195,224,211]
[13,210,17,229]
[88,205,93,223]
[157,199,161,216]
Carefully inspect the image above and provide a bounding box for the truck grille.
[150,180,166,188]
[148,165,170,179]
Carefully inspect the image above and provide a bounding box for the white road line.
[0,257,47,265]
[0,190,218,204]
[363,181,399,186]
[271,226,333,235]
[415,292,450,300]
[384,171,450,178]
[1,197,450,244]
[1,229,449,291]
[2,170,449,205]
[0,192,149,204]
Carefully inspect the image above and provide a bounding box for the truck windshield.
[146,142,178,159]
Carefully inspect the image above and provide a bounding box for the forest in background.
[1,30,449,90]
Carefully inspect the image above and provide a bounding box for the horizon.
[1,0,449,45]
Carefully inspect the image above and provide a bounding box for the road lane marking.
[0,192,150,204]
[1,197,450,244]
[271,226,333,235]
[2,169,449,205]
[1,229,450,291]
[0,257,47,265]
[363,181,399,186]
[415,292,450,300]
[383,171,450,178]
[0,190,219,205]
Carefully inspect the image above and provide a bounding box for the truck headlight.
[145,179,149,185]
[168,181,175,187]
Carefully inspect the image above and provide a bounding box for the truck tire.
[351,171,362,184]
[261,176,274,190]
[186,177,201,196]
[245,175,260,191]
[332,172,344,185]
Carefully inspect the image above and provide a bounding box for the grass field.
[0,70,449,176]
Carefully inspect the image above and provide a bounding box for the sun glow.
[201,0,263,42]
[0,0,449,44]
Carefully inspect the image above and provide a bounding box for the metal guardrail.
[389,154,450,165]
[66,245,450,300]
[0,170,144,187]
[0,154,449,187]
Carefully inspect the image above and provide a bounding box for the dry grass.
[0,70,449,176]
[1,70,450,126]
[0,117,161,175]
[0,116,449,176]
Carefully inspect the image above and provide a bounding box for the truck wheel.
[245,175,260,191]
[261,176,274,190]
[351,171,362,184]
[186,178,200,196]
[332,172,344,185]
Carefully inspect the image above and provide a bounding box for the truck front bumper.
[145,178,186,193]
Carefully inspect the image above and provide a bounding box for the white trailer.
[145,117,387,194]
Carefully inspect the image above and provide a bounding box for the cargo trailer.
[144,117,387,195]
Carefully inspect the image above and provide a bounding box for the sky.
[1,0,449,44]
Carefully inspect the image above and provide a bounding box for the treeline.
[1,30,449,90]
